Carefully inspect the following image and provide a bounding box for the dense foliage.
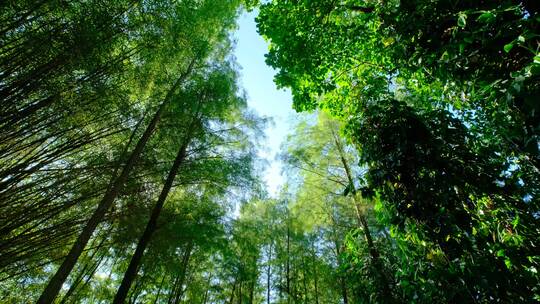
[257,0,540,303]
[1,0,538,303]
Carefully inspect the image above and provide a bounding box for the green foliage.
[258,0,540,302]
[0,1,268,303]
[2,0,540,303]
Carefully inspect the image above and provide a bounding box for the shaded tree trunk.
[238,282,242,304]
[266,243,273,304]
[332,236,349,304]
[202,274,212,304]
[37,60,196,304]
[171,241,194,304]
[229,277,237,304]
[249,279,255,304]
[312,241,319,304]
[331,129,392,302]
[153,274,166,304]
[286,219,291,304]
[112,123,196,304]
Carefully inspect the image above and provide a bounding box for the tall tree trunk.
[59,244,108,304]
[238,282,242,304]
[266,243,272,304]
[112,123,195,304]
[286,218,291,304]
[167,272,181,304]
[301,256,308,302]
[37,61,196,304]
[228,277,237,304]
[172,241,194,304]
[249,279,255,304]
[332,237,349,304]
[340,277,350,304]
[202,274,212,304]
[278,263,283,301]
[153,274,166,304]
[311,241,319,304]
[37,101,163,304]
[331,129,392,302]
[128,273,147,304]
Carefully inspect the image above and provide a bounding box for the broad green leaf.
[476,11,496,23]
[504,43,514,53]
[457,13,467,28]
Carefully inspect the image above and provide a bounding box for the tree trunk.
[312,241,319,304]
[278,262,283,301]
[172,241,194,303]
[340,277,350,304]
[153,274,166,304]
[332,237,349,304]
[202,274,212,304]
[301,256,308,302]
[266,243,272,304]
[249,279,255,304]
[228,278,237,304]
[37,100,164,304]
[112,127,195,304]
[238,282,242,304]
[286,219,291,304]
[37,61,196,304]
[331,129,392,302]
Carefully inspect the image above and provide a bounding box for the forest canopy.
[0,0,539,303]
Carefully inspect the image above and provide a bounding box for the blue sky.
[233,10,295,196]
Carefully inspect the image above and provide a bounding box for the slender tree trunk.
[153,274,166,304]
[37,101,163,304]
[249,279,255,304]
[238,282,242,304]
[278,263,283,301]
[172,241,194,304]
[313,267,319,304]
[301,256,308,302]
[340,277,349,304]
[202,275,212,304]
[128,273,147,304]
[266,243,272,304]
[59,240,108,304]
[311,241,319,304]
[331,129,392,302]
[167,272,181,304]
[36,61,196,304]
[286,212,291,304]
[332,237,349,304]
[112,126,195,304]
[291,264,297,303]
[228,278,237,304]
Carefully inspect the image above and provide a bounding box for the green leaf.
[503,43,514,53]
[382,37,395,46]
[476,11,495,23]
[440,50,450,61]
[457,13,467,28]
[512,216,520,228]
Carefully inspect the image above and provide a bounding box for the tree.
[257,0,540,302]
[113,61,263,303]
